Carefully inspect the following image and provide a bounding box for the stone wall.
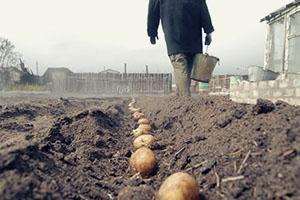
[230,77,300,106]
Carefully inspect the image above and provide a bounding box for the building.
[42,67,74,92]
[209,75,248,95]
[261,0,300,76]
[230,1,300,106]
[43,68,73,83]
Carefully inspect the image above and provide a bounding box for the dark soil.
[0,96,299,200]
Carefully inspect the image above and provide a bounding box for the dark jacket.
[147,0,214,55]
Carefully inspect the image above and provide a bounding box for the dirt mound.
[0,96,299,200]
[136,96,300,199]
[0,98,134,200]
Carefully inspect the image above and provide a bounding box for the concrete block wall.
[230,77,300,106]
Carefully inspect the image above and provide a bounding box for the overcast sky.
[0,0,292,75]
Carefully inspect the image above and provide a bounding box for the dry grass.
[10,84,47,91]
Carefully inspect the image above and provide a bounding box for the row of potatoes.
[127,98,200,200]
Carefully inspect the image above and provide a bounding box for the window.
[288,11,300,73]
[268,18,285,72]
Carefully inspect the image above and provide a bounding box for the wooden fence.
[52,73,172,95]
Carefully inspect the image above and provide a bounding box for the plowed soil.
[0,96,299,200]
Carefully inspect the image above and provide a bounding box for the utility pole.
[124,63,127,74]
[146,65,149,74]
[36,61,39,76]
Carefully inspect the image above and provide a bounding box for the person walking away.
[147,0,214,97]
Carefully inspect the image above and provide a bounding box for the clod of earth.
[157,172,199,200]
[217,116,232,128]
[118,185,155,200]
[130,147,157,176]
[232,109,247,119]
[252,99,275,115]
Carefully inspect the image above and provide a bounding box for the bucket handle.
[205,45,209,54]
[205,45,221,66]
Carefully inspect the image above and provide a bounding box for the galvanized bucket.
[248,66,279,82]
[191,50,219,83]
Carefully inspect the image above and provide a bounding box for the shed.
[261,0,300,75]
[43,67,73,83]
[42,67,73,92]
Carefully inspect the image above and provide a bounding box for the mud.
[0,95,299,200]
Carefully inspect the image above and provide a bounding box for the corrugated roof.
[261,0,300,22]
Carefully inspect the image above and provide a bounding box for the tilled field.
[0,96,299,200]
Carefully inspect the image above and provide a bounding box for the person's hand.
[205,34,212,46]
[150,36,159,45]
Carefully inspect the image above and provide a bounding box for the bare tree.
[0,37,22,68]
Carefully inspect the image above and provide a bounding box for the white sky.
[0,0,293,75]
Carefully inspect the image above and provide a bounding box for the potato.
[138,118,150,125]
[128,107,134,111]
[141,129,151,134]
[133,135,156,149]
[128,102,135,107]
[132,128,144,138]
[130,107,141,113]
[130,147,156,176]
[157,172,199,200]
[133,112,145,120]
[138,124,151,132]
[132,127,151,137]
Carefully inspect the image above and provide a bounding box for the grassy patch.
[10,84,47,91]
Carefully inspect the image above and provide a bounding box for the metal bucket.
[191,53,219,83]
[248,66,279,82]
